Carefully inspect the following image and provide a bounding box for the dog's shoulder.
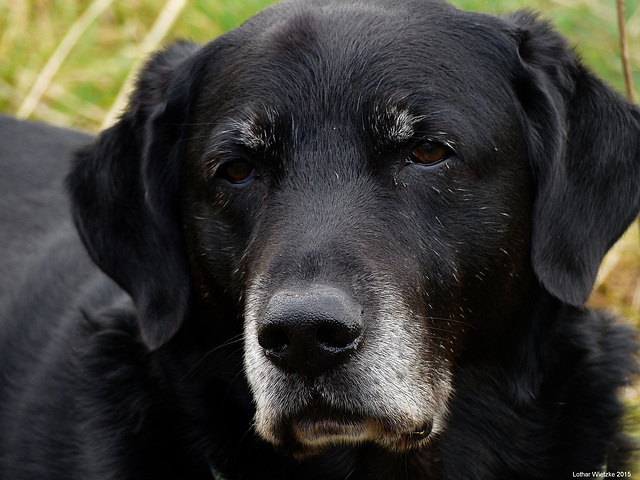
[0,116,92,293]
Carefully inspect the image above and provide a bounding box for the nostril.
[258,325,289,353]
[317,322,361,351]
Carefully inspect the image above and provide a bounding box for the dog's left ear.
[67,41,208,350]
[510,12,640,306]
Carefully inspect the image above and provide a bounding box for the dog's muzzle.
[245,280,450,457]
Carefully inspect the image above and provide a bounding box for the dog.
[1,0,640,478]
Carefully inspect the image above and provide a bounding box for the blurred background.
[1,0,639,470]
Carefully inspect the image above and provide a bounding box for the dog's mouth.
[294,416,433,446]
[260,407,436,458]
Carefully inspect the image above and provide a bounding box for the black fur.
[1,1,640,478]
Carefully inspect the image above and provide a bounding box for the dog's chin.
[259,413,436,459]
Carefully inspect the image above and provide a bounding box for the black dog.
[1,0,640,478]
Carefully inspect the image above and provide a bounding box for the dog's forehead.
[242,0,455,80]
[198,0,520,152]
[232,0,514,77]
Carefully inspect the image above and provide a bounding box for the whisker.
[187,334,245,374]
[414,314,475,330]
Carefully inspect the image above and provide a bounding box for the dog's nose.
[257,287,363,376]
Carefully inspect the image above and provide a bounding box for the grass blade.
[16,0,115,120]
[101,0,188,129]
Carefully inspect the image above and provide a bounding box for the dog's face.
[180,0,534,456]
[69,0,640,461]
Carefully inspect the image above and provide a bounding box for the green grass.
[1,0,640,475]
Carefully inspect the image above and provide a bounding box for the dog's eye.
[411,141,451,166]
[219,160,256,184]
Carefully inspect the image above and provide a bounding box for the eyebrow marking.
[371,100,424,144]
[203,106,282,181]
[231,106,279,152]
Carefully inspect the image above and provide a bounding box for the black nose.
[257,287,363,377]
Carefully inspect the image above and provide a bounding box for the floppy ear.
[67,41,205,350]
[510,12,640,306]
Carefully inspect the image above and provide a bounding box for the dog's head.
[68,0,640,458]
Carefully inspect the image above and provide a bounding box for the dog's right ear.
[508,12,640,306]
[67,41,207,350]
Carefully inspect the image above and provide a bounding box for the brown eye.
[220,160,256,184]
[411,141,451,166]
